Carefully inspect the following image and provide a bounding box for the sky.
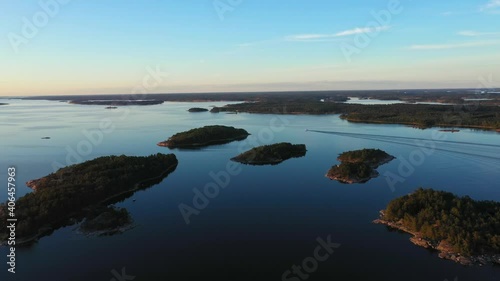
[1,0,500,96]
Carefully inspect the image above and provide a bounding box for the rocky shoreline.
[326,168,379,184]
[374,212,500,266]
[26,179,41,190]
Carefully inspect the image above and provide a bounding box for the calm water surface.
[1,99,499,281]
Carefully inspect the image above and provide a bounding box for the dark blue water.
[1,99,499,281]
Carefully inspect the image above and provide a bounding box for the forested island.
[188,107,209,112]
[158,125,250,148]
[375,188,500,266]
[326,149,394,183]
[210,100,500,130]
[338,104,500,129]
[231,142,307,165]
[0,153,178,245]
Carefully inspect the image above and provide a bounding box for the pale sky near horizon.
[1,0,500,96]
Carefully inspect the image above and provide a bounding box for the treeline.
[70,100,164,106]
[211,101,347,114]
[341,104,500,129]
[0,154,178,242]
[327,162,373,180]
[383,188,500,255]
[338,149,392,165]
[163,125,249,147]
[231,142,307,165]
[212,102,500,130]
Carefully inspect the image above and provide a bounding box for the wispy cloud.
[480,0,500,13]
[441,11,472,16]
[286,26,391,42]
[335,26,390,36]
[236,38,281,48]
[237,26,392,47]
[458,30,500,37]
[409,41,500,50]
[288,34,335,41]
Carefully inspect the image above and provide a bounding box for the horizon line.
[3,86,500,99]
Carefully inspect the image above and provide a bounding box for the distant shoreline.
[69,100,164,106]
[16,88,500,100]
[14,91,500,132]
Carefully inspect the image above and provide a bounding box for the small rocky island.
[326,148,394,183]
[188,107,209,112]
[231,142,307,165]
[158,125,250,148]
[374,188,500,266]
[79,206,133,236]
[0,153,178,245]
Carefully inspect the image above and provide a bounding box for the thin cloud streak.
[409,41,500,50]
[458,30,500,37]
[480,0,500,12]
[286,26,391,42]
[236,25,391,47]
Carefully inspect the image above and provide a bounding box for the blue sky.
[1,0,499,96]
